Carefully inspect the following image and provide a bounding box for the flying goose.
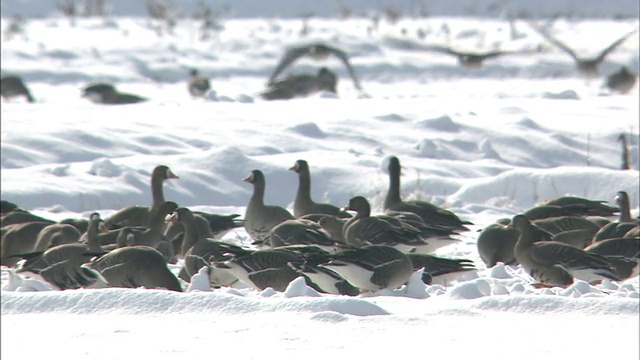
[319,245,414,292]
[267,42,362,90]
[82,82,147,104]
[188,68,211,98]
[83,244,183,292]
[13,213,108,290]
[1,75,35,103]
[512,215,621,287]
[243,170,294,245]
[593,191,638,241]
[342,196,435,254]
[261,67,338,101]
[605,66,637,94]
[289,159,351,218]
[529,23,638,77]
[383,156,472,232]
[103,165,179,230]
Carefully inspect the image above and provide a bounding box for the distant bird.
[529,23,638,77]
[1,75,35,102]
[261,67,338,101]
[605,66,638,94]
[268,42,362,90]
[289,159,351,218]
[187,68,211,98]
[618,133,631,170]
[381,37,533,69]
[82,82,147,105]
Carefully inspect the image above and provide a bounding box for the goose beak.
[288,164,298,171]
[166,169,179,179]
[98,221,109,234]
[242,174,253,183]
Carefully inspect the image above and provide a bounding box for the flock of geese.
[1,22,639,104]
[1,157,638,294]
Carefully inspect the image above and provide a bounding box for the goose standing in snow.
[103,165,179,230]
[383,156,472,233]
[13,213,108,290]
[289,159,350,218]
[243,170,294,245]
[342,196,434,254]
[82,82,147,104]
[593,191,639,241]
[512,215,621,287]
[319,245,414,292]
[83,242,183,292]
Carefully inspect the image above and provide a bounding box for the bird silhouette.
[268,42,362,90]
[529,22,638,77]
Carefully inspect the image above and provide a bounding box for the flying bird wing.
[267,45,313,85]
[593,28,639,64]
[322,44,363,90]
[528,22,579,61]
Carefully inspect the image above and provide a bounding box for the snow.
[1,1,639,359]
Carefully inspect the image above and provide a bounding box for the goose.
[584,237,640,280]
[165,207,251,286]
[1,75,35,102]
[261,67,338,101]
[476,221,520,268]
[618,133,631,170]
[188,68,211,98]
[383,156,472,232]
[512,215,621,287]
[267,42,362,90]
[269,218,343,252]
[593,191,639,241]
[278,245,360,296]
[532,216,601,248]
[407,253,476,285]
[381,36,535,69]
[538,195,619,217]
[289,159,350,218]
[342,196,435,254]
[1,221,55,267]
[243,170,294,245]
[165,211,243,256]
[115,201,179,262]
[103,165,179,230]
[605,66,637,94]
[319,245,414,292]
[0,200,22,215]
[213,248,305,291]
[529,23,638,78]
[13,213,108,290]
[83,244,183,292]
[32,223,82,251]
[82,82,147,104]
[1,210,55,228]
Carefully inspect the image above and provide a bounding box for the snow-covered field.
[1,2,639,359]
